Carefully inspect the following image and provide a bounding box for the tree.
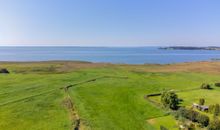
[214,104,220,117]
[161,91,179,110]
[199,98,205,105]
[208,118,220,130]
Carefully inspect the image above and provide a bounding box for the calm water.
[0,47,220,64]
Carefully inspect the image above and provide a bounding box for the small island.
[159,46,220,50]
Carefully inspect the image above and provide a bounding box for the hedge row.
[175,107,209,127]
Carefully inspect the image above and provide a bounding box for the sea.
[0,46,220,64]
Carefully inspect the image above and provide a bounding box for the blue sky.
[0,0,220,46]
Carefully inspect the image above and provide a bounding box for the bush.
[197,114,209,127]
[176,108,199,122]
[186,109,199,122]
[175,107,188,119]
[201,83,211,89]
[161,91,179,110]
[199,98,205,105]
[215,83,220,87]
[176,108,210,127]
[209,105,215,113]
[0,68,9,74]
[208,118,220,130]
[214,104,220,117]
[160,125,168,130]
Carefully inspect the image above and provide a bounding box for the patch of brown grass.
[121,61,220,74]
[1,61,220,74]
[0,61,111,74]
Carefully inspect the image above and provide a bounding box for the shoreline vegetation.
[159,46,220,50]
[1,61,220,129]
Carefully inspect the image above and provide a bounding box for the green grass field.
[147,115,178,130]
[1,61,220,130]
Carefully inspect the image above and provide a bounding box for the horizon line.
[0,45,220,47]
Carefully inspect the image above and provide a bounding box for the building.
[192,103,209,111]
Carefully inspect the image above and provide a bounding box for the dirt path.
[1,75,128,130]
[63,90,80,130]
[61,75,128,130]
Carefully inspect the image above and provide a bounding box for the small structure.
[192,103,209,111]
[0,68,9,74]
[200,106,209,111]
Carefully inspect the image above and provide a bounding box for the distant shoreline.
[0,60,219,66]
[0,47,220,64]
[159,46,220,50]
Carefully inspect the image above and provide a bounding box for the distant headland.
[159,46,220,50]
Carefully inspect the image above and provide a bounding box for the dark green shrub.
[160,125,168,130]
[214,104,220,117]
[186,109,199,122]
[209,105,215,113]
[200,83,211,89]
[175,107,188,119]
[176,108,210,127]
[197,114,209,127]
[0,68,9,74]
[208,118,220,130]
[176,108,198,122]
[215,83,220,87]
[199,98,205,105]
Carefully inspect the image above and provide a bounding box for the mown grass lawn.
[147,115,178,130]
[1,62,220,130]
